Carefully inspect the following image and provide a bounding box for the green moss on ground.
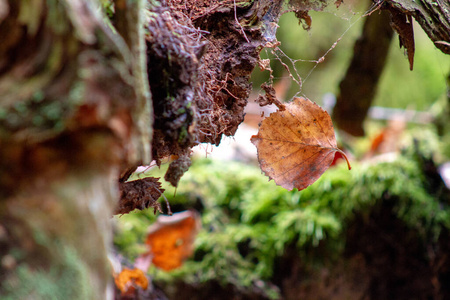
[114,141,450,298]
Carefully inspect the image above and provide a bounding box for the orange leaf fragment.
[146,210,200,271]
[251,97,351,191]
[114,268,149,295]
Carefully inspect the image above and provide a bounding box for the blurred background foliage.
[251,2,449,111]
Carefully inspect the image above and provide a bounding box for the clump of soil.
[146,0,283,184]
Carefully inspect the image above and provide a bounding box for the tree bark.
[334,0,450,136]
[386,0,450,55]
[0,0,149,298]
[333,9,394,136]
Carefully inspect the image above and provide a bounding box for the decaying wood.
[0,0,286,296]
[388,7,415,70]
[385,0,450,54]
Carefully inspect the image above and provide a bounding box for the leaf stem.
[337,149,352,170]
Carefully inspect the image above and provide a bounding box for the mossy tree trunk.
[0,0,150,298]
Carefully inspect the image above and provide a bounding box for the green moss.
[68,81,85,105]
[177,127,186,143]
[44,0,69,35]
[113,211,156,259]
[236,0,254,8]
[32,91,45,103]
[114,135,450,298]
[100,0,115,18]
[18,0,43,35]
[1,246,92,300]
[42,104,62,120]
[13,102,27,115]
[0,108,6,119]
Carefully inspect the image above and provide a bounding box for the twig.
[234,0,250,43]
[162,194,172,216]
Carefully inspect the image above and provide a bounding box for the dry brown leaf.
[114,268,149,296]
[294,10,312,31]
[365,119,406,158]
[256,83,286,110]
[146,210,200,271]
[115,177,165,215]
[251,97,350,191]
